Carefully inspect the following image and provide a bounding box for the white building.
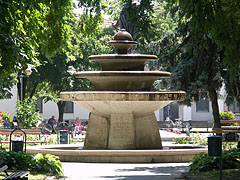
[1,85,239,126]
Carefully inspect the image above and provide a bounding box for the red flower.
[6,135,9,136]
[49,133,51,135]
[64,127,69,130]
[71,134,73,137]
[45,131,49,134]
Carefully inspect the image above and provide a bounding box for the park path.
[56,130,200,179]
[60,162,189,180]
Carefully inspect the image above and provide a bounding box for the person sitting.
[11,116,19,129]
[4,117,10,129]
[48,115,56,133]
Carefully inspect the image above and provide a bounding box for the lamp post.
[19,69,32,104]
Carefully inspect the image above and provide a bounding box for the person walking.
[35,109,43,129]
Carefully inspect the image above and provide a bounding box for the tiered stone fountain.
[28,30,208,163]
[60,30,186,150]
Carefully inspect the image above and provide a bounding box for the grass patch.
[184,169,240,180]
[0,171,52,180]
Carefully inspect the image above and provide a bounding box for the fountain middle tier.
[76,71,171,91]
[60,91,185,150]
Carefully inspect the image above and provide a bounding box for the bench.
[212,120,240,147]
[0,129,47,147]
[0,141,47,145]
[0,160,29,180]
[186,120,209,131]
[0,129,42,135]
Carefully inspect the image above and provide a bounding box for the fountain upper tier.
[89,54,157,71]
[89,29,157,71]
[76,29,171,91]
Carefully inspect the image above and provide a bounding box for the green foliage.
[0,112,12,121]
[173,136,191,144]
[0,0,73,77]
[0,151,63,177]
[0,73,18,99]
[173,132,207,145]
[219,111,237,126]
[123,0,155,41]
[189,149,240,173]
[167,0,240,76]
[0,112,12,127]
[15,98,39,129]
[32,154,63,177]
[219,111,236,120]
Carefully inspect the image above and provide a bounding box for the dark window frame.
[196,100,209,113]
[64,102,74,113]
[228,102,240,113]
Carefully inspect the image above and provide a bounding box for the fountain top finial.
[109,29,137,54]
[113,29,133,41]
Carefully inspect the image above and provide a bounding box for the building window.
[196,100,209,112]
[64,102,74,113]
[229,102,240,113]
[36,98,43,113]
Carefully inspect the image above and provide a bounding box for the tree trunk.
[29,82,39,98]
[209,87,220,128]
[57,101,66,123]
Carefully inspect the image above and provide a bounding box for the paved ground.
[58,129,209,179]
[61,162,190,180]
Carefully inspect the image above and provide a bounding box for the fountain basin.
[75,71,170,91]
[60,91,185,116]
[89,54,157,70]
[60,91,186,150]
[27,144,207,163]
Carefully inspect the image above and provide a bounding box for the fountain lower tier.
[60,91,185,150]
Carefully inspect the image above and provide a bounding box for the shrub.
[0,112,12,126]
[173,132,207,145]
[219,111,236,120]
[15,98,39,129]
[0,151,63,177]
[189,149,240,173]
[219,111,237,126]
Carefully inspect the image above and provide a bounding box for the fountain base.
[84,113,162,150]
[27,144,207,163]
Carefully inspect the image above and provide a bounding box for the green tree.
[0,0,73,77]
[134,1,224,128]
[15,98,39,128]
[0,73,17,99]
[160,0,240,127]
[26,23,115,122]
[172,0,240,76]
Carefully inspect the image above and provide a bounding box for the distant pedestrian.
[48,115,56,133]
[74,117,82,134]
[35,109,43,129]
[4,117,10,129]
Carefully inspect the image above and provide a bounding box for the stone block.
[84,114,108,149]
[135,113,162,149]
